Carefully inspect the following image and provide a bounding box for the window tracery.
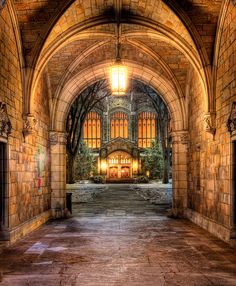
[138,112,156,148]
[110,112,128,139]
[83,111,101,148]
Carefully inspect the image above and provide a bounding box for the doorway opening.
[107,151,132,179]
[232,140,236,228]
[0,142,8,231]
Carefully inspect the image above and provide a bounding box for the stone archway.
[49,62,188,218]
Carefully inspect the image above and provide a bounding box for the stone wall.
[187,0,236,240]
[0,5,51,240]
[215,0,236,230]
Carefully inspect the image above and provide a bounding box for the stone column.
[49,131,67,218]
[171,130,188,217]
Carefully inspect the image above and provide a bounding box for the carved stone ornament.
[204,113,216,135]
[23,114,37,137]
[0,102,12,138]
[171,131,189,145]
[180,133,189,144]
[0,0,6,11]
[49,131,67,145]
[227,102,236,134]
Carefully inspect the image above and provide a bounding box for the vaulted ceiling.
[10,0,225,117]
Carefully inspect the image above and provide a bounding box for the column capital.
[170,130,189,145]
[49,131,67,145]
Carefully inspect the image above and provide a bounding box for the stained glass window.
[83,111,101,148]
[110,112,128,139]
[138,112,156,148]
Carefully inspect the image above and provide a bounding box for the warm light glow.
[101,160,107,172]
[110,64,127,95]
[132,161,138,172]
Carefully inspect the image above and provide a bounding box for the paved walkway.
[0,185,236,285]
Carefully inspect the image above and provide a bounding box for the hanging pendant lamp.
[110,0,128,96]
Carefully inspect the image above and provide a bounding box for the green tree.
[66,80,109,183]
[142,141,164,179]
[74,142,97,181]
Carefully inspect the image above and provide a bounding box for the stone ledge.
[3,210,52,244]
[186,209,232,243]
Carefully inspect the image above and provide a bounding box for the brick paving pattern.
[0,185,236,286]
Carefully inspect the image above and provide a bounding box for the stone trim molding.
[186,208,232,243]
[204,112,216,135]
[49,131,67,145]
[0,102,12,138]
[23,114,37,137]
[6,210,51,244]
[227,102,236,135]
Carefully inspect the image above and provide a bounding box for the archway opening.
[65,79,173,215]
[0,141,8,236]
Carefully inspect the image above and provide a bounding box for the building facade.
[82,92,161,180]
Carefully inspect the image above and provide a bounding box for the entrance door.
[0,142,7,228]
[109,167,118,178]
[121,167,130,178]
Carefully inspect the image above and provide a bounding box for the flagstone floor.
[0,184,236,286]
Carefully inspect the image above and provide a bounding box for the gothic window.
[110,112,128,139]
[138,112,156,148]
[83,111,101,148]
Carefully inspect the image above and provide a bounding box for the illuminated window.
[138,112,156,148]
[83,111,101,148]
[110,112,128,139]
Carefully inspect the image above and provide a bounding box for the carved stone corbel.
[227,102,236,135]
[23,114,37,138]
[0,102,12,138]
[49,131,67,145]
[204,112,216,135]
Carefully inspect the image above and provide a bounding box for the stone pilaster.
[102,112,108,143]
[130,112,136,141]
[170,130,188,217]
[49,131,67,218]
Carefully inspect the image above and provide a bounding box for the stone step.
[106,178,135,184]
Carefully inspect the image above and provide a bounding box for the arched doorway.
[107,151,133,179]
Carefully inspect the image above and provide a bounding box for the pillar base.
[168,207,186,218]
[51,208,72,219]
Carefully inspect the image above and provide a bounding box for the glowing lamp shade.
[111,63,127,95]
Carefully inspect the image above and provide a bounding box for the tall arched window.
[138,112,156,148]
[83,111,101,148]
[110,112,128,139]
